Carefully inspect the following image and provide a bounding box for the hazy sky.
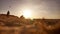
[0,0,60,19]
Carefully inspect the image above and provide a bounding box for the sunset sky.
[0,0,60,19]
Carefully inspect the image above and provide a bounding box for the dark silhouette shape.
[20,15,25,19]
[7,10,10,17]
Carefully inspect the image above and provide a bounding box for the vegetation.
[0,14,60,34]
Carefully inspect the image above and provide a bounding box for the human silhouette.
[7,10,10,17]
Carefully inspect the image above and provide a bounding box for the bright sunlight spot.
[22,9,32,19]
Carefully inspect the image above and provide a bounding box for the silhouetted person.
[7,10,10,17]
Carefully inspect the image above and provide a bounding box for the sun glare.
[23,9,32,19]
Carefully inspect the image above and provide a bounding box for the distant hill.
[0,14,32,26]
[0,14,60,27]
[0,14,20,22]
[0,14,21,26]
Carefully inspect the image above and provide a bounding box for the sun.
[22,9,32,19]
